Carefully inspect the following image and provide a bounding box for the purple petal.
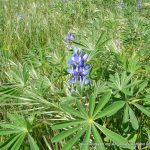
[66,68,73,74]
[78,67,83,73]
[85,79,90,84]
[74,55,79,63]
[79,60,84,67]
[82,69,89,75]
[83,54,88,60]
[69,34,74,40]
[64,37,68,41]
[73,70,78,76]
[70,77,76,83]
[68,57,74,65]
[85,64,90,70]
[64,33,75,41]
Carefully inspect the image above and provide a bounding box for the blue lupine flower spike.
[67,47,90,85]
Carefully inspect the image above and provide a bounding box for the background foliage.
[0,0,150,149]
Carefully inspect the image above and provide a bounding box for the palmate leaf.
[52,92,131,150]
[108,72,140,95]
[95,101,125,119]
[132,103,150,117]
[0,113,39,150]
[128,106,139,130]
[95,123,132,149]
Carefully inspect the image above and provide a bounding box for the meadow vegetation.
[0,0,150,149]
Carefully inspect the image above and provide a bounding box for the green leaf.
[93,91,111,117]
[95,123,131,149]
[11,133,26,150]
[52,120,85,130]
[0,129,20,135]
[95,101,125,119]
[89,94,95,117]
[76,100,88,117]
[95,32,108,49]
[80,126,91,150]
[60,96,77,105]
[129,106,139,130]
[132,103,150,117]
[61,104,86,119]
[136,81,148,94]
[7,113,26,127]
[123,104,129,124]
[28,134,39,150]
[92,125,106,150]
[52,124,84,143]
[62,126,87,150]
[0,134,21,150]
[0,123,26,131]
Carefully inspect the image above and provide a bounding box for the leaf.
[61,104,86,119]
[28,134,39,150]
[128,106,139,130]
[7,113,27,127]
[52,124,84,143]
[136,81,148,94]
[95,123,131,149]
[0,134,21,150]
[11,133,26,150]
[52,120,85,130]
[132,103,150,117]
[80,126,91,150]
[95,32,108,49]
[62,126,87,150]
[0,129,20,135]
[76,100,88,117]
[95,101,125,119]
[89,94,95,117]
[92,125,106,150]
[60,96,77,105]
[93,91,111,117]
[123,104,129,124]
[0,123,26,131]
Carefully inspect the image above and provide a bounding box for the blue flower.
[67,47,90,85]
[64,33,75,41]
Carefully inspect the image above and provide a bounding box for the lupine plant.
[0,0,150,150]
